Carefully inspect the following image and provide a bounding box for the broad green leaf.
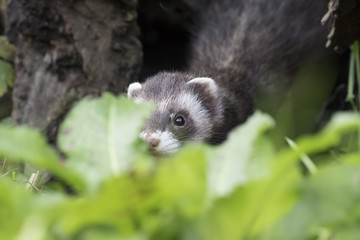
[155,145,207,217]
[0,95,358,240]
[198,162,300,240]
[11,192,70,240]
[195,112,299,240]
[295,112,360,155]
[270,112,360,180]
[208,111,275,198]
[0,126,58,167]
[265,164,360,240]
[199,112,360,240]
[259,112,360,240]
[0,125,85,192]
[53,146,206,239]
[58,93,153,191]
[328,226,360,240]
[0,60,13,97]
[0,179,32,239]
[133,145,208,240]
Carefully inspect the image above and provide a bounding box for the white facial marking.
[189,77,224,126]
[139,131,149,140]
[177,92,212,140]
[127,82,142,99]
[140,130,181,155]
[157,131,181,154]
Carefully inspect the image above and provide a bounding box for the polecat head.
[127,72,224,155]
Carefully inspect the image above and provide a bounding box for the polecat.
[128,0,329,155]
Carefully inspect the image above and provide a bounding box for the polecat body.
[128,0,329,155]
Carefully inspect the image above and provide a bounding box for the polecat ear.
[188,77,218,98]
[127,82,142,99]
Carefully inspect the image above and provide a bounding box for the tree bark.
[6,0,142,142]
[322,0,360,53]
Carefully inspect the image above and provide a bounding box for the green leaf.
[0,60,14,97]
[155,145,207,218]
[208,111,276,198]
[271,112,360,180]
[0,125,85,192]
[198,162,300,240]
[260,112,360,240]
[0,36,15,61]
[54,146,207,239]
[58,93,153,191]
[198,112,360,240]
[296,112,360,155]
[195,112,299,240]
[0,179,32,239]
[266,164,360,240]
[0,126,58,167]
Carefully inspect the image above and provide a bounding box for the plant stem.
[352,41,360,151]
[354,41,360,108]
[25,171,42,192]
[0,157,7,174]
[347,44,357,110]
[286,137,318,175]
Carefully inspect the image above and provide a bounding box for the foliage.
[0,36,15,97]
[0,92,359,240]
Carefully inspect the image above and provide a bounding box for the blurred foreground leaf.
[266,163,360,240]
[0,179,32,239]
[0,92,359,240]
[261,112,360,240]
[0,125,85,192]
[208,111,275,198]
[58,93,153,191]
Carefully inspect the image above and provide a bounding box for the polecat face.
[127,72,223,155]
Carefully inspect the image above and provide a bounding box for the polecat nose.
[140,132,160,149]
[148,137,160,149]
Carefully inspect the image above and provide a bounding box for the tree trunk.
[322,0,360,53]
[6,0,142,142]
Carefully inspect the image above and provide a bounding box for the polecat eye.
[174,115,185,126]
